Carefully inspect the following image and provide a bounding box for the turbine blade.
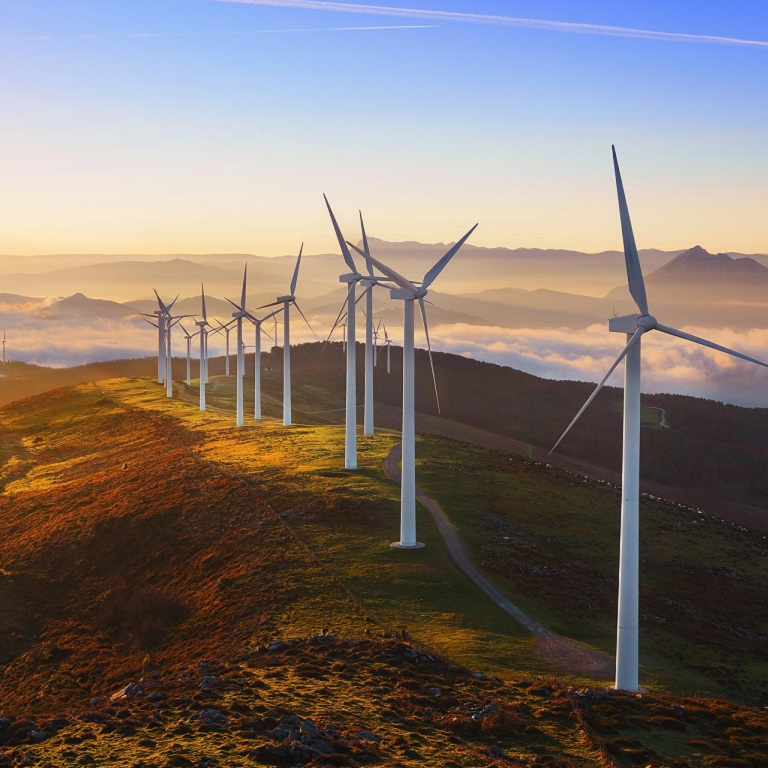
[166,294,180,313]
[179,323,191,337]
[153,289,168,313]
[241,263,248,309]
[347,242,417,292]
[289,243,303,297]
[550,328,645,454]
[256,300,284,310]
[323,286,353,352]
[226,297,244,312]
[144,319,159,329]
[360,210,374,277]
[324,194,357,273]
[201,284,207,322]
[612,146,649,316]
[294,301,319,341]
[655,323,768,368]
[355,284,370,309]
[418,296,441,414]
[422,223,478,289]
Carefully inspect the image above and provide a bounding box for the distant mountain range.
[2,245,768,333]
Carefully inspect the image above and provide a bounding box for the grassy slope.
[0,378,766,766]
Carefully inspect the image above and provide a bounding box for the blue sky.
[1,0,767,256]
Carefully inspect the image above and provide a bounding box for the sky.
[1,0,767,258]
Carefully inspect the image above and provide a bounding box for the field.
[0,375,766,766]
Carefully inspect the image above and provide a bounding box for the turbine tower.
[2,331,5,364]
[551,146,768,692]
[362,225,478,549]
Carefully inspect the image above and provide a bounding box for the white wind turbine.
[195,284,212,411]
[382,325,393,374]
[358,225,478,548]
[250,309,281,420]
[551,146,768,692]
[373,318,382,368]
[2,331,6,363]
[325,197,366,466]
[179,323,199,386]
[226,264,250,427]
[258,245,311,427]
[325,200,390,451]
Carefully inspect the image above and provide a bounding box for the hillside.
[3,343,768,529]
[0,379,766,767]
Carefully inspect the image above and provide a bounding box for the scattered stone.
[354,731,381,744]
[109,683,143,702]
[199,676,224,690]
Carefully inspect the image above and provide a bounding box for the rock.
[426,687,441,696]
[354,731,381,744]
[147,693,164,703]
[109,683,143,702]
[300,719,320,740]
[28,731,46,742]
[191,709,229,728]
[486,744,506,759]
[267,640,285,652]
[199,676,224,690]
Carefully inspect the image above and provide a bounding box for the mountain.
[48,293,139,320]
[646,245,768,285]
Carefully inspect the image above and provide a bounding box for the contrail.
[17,25,434,43]
[213,0,768,48]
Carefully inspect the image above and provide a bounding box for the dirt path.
[382,443,615,681]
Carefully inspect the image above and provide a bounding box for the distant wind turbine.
[196,284,212,411]
[383,325,392,373]
[179,323,199,386]
[259,244,311,426]
[2,331,6,364]
[227,264,250,427]
[551,146,768,692]
[362,225,478,548]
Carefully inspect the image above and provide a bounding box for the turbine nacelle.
[609,313,657,334]
[276,294,294,303]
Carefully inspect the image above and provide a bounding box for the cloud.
[214,0,768,48]
[423,322,768,407]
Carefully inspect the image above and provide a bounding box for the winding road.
[382,443,615,681]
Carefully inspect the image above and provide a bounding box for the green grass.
[414,436,768,704]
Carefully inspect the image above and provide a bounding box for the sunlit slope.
[1,379,767,766]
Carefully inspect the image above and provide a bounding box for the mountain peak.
[647,245,768,283]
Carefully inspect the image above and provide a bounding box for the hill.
[0,379,766,766]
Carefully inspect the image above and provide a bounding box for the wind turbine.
[2,331,5,364]
[224,264,250,426]
[325,198,365,466]
[359,225,478,548]
[196,284,211,411]
[179,323,199,386]
[382,325,392,374]
[373,318,383,368]
[251,309,281,420]
[551,146,768,692]
[258,245,311,427]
